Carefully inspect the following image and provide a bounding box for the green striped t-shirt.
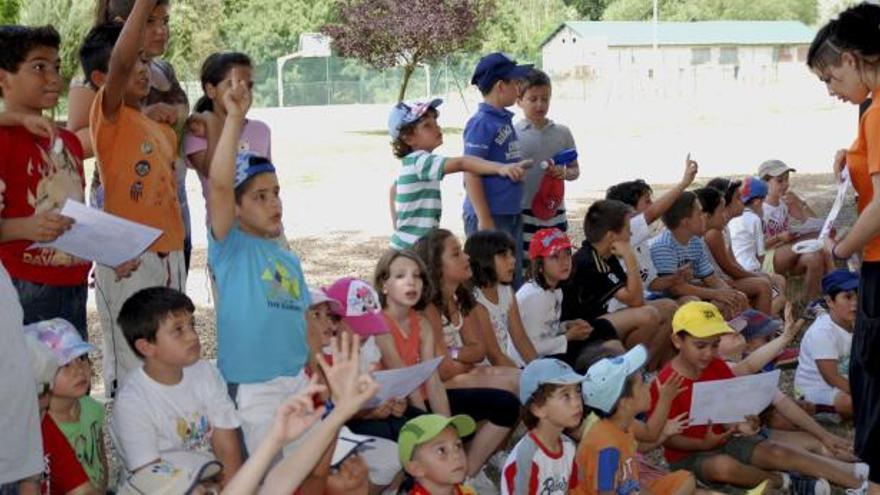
[390,150,447,250]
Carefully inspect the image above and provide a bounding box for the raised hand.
[782,302,806,341]
[657,372,687,404]
[316,333,380,418]
[662,412,689,439]
[222,68,252,119]
[268,377,327,447]
[681,153,698,186]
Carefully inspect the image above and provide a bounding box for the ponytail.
[808,2,880,70]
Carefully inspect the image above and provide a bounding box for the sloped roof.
[541,21,814,48]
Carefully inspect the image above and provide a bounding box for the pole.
[425,64,431,97]
[277,58,284,107]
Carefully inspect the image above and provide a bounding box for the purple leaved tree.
[322,0,493,102]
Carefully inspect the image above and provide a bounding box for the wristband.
[448,346,460,361]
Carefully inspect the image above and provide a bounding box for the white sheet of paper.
[819,168,852,240]
[362,357,443,409]
[32,199,162,267]
[689,370,780,425]
[789,217,824,236]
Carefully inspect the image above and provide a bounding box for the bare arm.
[419,317,451,415]
[835,174,880,258]
[445,156,529,181]
[424,304,479,380]
[731,307,803,376]
[611,242,645,307]
[643,156,698,224]
[705,229,752,280]
[389,182,397,228]
[507,296,538,364]
[211,428,243,487]
[66,84,96,158]
[208,74,249,242]
[816,360,851,394]
[102,0,156,121]
[464,172,494,230]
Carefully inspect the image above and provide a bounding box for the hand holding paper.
[362,357,443,410]
[688,370,780,425]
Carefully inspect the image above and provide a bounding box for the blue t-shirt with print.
[208,226,311,384]
[462,103,524,216]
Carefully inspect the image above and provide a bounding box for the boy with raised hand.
[0,25,91,340]
[86,0,184,397]
[501,358,585,495]
[397,414,478,495]
[576,345,695,495]
[207,69,312,458]
[111,287,242,487]
[387,98,529,250]
[795,269,859,420]
[463,52,534,288]
[650,301,867,493]
[649,192,749,319]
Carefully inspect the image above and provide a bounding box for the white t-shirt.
[762,201,789,238]
[501,432,577,495]
[0,262,43,484]
[111,360,241,472]
[609,213,657,312]
[514,281,565,366]
[729,209,765,272]
[794,314,852,405]
[474,285,514,355]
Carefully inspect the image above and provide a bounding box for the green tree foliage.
[603,0,818,25]
[165,0,224,80]
[19,0,93,83]
[480,0,579,60]
[565,0,609,20]
[0,0,20,24]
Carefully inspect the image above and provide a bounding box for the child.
[563,199,673,370]
[111,287,243,486]
[0,175,45,494]
[398,414,477,495]
[387,98,527,250]
[374,248,451,416]
[84,0,186,396]
[758,159,831,301]
[207,69,311,457]
[728,177,769,274]
[463,52,534,287]
[325,277,387,374]
[515,68,580,257]
[604,157,698,315]
[501,358,585,494]
[464,230,538,367]
[795,269,858,419]
[186,53,272,224]
[698,186,783,317]
[0,25,91,340]
[413,228,520,479]
[518,228,621,371]
[577,345,695,495]
[650,301,866,492]
[26,319,107,493]
[650,192,748,319]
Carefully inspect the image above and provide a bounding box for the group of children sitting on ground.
[0,0,868,493]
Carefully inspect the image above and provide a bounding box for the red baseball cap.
[528,228,572,260]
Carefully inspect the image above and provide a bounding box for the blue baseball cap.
[582,345,647,413]
[388,98,443,139]
[740,176,768,203]
[729,309,781,341]
[471,52,533,93]
[822,269,859,295]
[519,358,587,405]
[235,151,276,189]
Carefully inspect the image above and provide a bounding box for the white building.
[541,21,815,80]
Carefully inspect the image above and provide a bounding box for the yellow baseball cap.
[672,301,735,338]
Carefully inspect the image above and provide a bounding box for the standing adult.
[808,4,880,493]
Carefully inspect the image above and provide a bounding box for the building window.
[691,48,711,65]
[719,47,738,65]
[774,46,793,62]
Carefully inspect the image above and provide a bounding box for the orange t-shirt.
[89,87,184,253]
[847,93,880,262]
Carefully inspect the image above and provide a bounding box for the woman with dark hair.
[808,3,880,491]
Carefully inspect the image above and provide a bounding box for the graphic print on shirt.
[261,258,303,310]
[25,144,85,268]
[597,447,639,494]
[175,413,212,451]
[71,420,104,485]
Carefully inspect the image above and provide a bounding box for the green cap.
[397,414,476,465]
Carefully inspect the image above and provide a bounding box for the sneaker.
[467,467,499,495]
[788,472,831,495]
[854,462,870,482]
[845,480,870,495]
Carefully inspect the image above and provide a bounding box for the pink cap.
[324,277,389,336]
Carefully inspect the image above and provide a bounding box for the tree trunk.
[398,63,416,102]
